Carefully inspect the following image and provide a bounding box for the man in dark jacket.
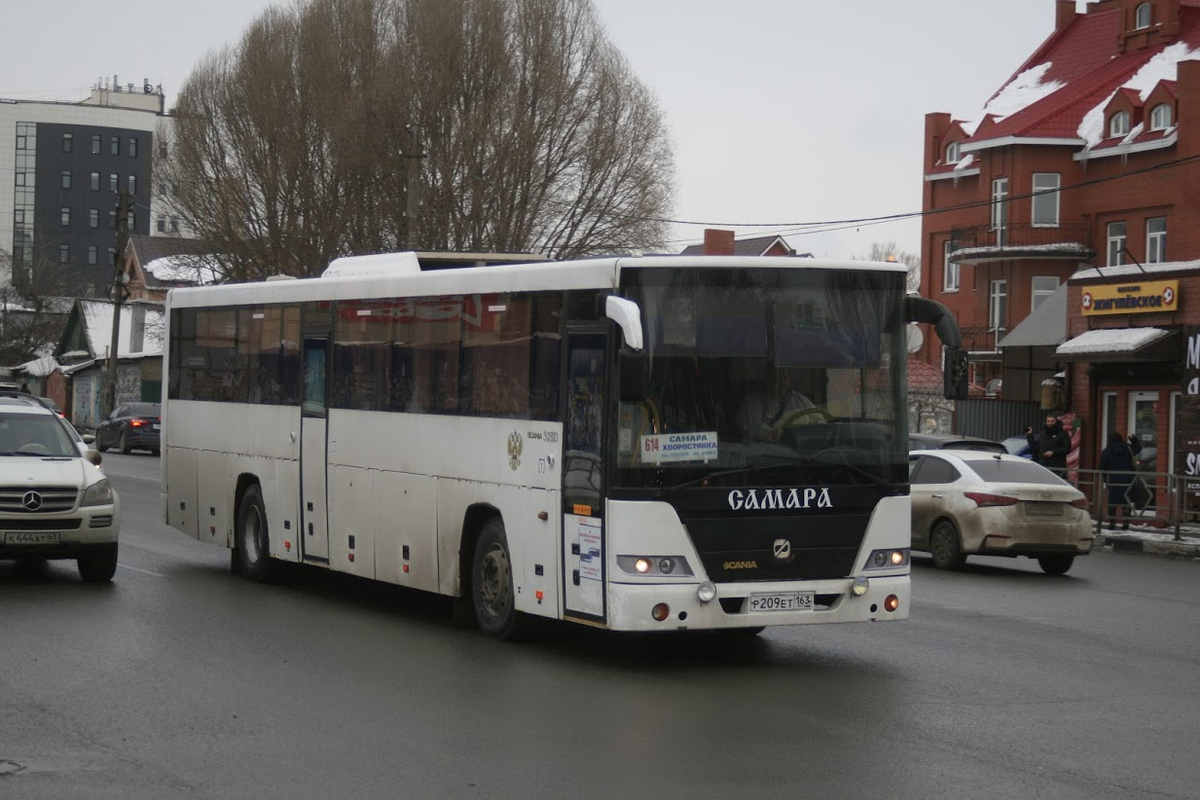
[1026,414,1071,477]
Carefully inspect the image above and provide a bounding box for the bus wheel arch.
[462,507,531,640]
[235,477,278,582]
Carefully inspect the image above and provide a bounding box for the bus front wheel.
[471,518,529,640]
[236,484,278,583]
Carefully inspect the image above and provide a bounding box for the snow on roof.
[982,62,1066,122]
[79,300,165,358]
[16,355,59,377]
[144,254,222,285]
[1056,327,1171,357]
[953,243,1089,258]
[1078,42,1200,148]
[1072,258,1200,281]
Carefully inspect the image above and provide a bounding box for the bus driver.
[735,361,814,443]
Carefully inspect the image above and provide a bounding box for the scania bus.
[162,251,965,639]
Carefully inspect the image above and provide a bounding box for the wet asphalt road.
[1,452,1198,799]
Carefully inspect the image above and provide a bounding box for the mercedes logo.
[772,538,792,561]
[22,491,42,511]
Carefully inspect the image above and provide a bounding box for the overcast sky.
[0,0,1084,260]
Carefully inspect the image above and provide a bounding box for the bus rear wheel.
[236,484,278,582]
[472,518,530,640]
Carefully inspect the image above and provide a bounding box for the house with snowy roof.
[920,0,1200,485]
[119,234,222,302]
[53,298,165,429]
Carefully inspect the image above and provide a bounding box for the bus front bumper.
[605,575,910,632]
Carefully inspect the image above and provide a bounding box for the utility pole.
[103,191,132,419]
[404,123,423,251]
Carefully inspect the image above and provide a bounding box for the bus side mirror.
[943,347,969,401]
[618,350,649,402]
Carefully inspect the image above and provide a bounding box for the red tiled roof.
[908,357,986,398]
[966,7,1200,145]
[908,358,943,394]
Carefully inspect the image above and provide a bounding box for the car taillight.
[964,491,1020,508]
[131,419,145,427]
[1070,498,1089,510]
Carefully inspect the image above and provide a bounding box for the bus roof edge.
[322,252,422,279]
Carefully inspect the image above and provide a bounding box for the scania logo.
[773,539,792,561]
[723,560,758,570]
[727,487,832,511]
[22,491,42,511]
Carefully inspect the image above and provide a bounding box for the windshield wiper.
[666,452,896,492]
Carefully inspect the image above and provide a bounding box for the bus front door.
[300,337,330,562]
[562,330,607,623]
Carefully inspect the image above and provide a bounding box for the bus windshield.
[615,266,908,489]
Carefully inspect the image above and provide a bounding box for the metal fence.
[1070,467,1192,542]
[957,399,1042,441]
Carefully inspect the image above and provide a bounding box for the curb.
[1093,532,1200,560]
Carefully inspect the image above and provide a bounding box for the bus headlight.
[697,582,717,603]
[851,577,870,597]
[864,548,909,570]
[617,555,695,577]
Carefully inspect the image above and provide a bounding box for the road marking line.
[117,563,166,577]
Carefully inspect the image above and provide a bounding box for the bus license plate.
[748,592,815,612]
[5,532,61,545]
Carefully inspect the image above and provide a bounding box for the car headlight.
[81,478,113,507]
[616,555,695,577]
[863,548,909,570]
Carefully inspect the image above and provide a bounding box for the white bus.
[162,252,966,639]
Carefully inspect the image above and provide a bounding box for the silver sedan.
[909,450,1093,575]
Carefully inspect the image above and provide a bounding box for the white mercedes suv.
[0,398,120,581]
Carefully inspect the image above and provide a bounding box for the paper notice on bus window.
[640,432,718,464]
[577,518,602,582]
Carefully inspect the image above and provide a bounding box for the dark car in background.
[96,402,161,455]
[1000,435,1034,459]
[908,433,1008,454]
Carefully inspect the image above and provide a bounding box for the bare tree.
[857,242,920,293]
[0,251,75,366]
[160,0,675,280]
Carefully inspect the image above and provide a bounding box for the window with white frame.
[60,207,70,226]
[1032,276,1059,311]
[1031,173,1060,227]
[1110,111,1131,138]
[989,279,1007,332]
[943,240,960,292]
[1147,217,1167,263]
[991,178,1009,244]
[1135,2,1152,29]
[1107,221,1127,266]
[1150,103,1172,130]
[945,140,960,164]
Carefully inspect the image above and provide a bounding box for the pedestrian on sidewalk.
[1100,430,1142,530]
[1026,414,1071,479]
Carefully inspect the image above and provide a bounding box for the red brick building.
[920,0,1200,481]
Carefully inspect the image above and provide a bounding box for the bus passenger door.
[562,330,607,622]
[300,337,330,562]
